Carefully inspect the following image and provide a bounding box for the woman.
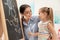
[19,4,40,40]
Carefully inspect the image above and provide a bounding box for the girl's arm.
[47,22,57,40]
[28,32,38,37]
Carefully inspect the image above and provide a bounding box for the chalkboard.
[2,0,23,40]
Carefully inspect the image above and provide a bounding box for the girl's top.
[38,20,52,40]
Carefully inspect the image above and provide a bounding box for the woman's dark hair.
[19,4,30,14]
[19,4,31,32]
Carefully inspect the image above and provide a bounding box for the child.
[38,7,57,40]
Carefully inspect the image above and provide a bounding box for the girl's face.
[39,10,48,20]
[23,7,32,20]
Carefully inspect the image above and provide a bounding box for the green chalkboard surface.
[2,0,23,40]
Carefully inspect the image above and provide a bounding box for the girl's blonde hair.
[40,7,53,23]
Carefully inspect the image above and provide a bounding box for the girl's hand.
[28,32,32,36]
[28,32,38,36]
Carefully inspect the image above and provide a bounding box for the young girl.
[38,7,57,40]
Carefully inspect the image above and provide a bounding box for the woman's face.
[39,11,47,20]
[23,7,32,20]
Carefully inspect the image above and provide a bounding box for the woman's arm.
[47,22,57,40]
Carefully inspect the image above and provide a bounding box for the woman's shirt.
[23,16,40,40]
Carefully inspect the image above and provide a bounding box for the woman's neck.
[24,18,29,24]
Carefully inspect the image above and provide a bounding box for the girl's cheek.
[39,15,42,19]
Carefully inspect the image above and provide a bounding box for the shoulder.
[48,20,53,26]
[38,21,42,27]
[31,16,38,20]
[31,16,40,22]
[47,20,54,29]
